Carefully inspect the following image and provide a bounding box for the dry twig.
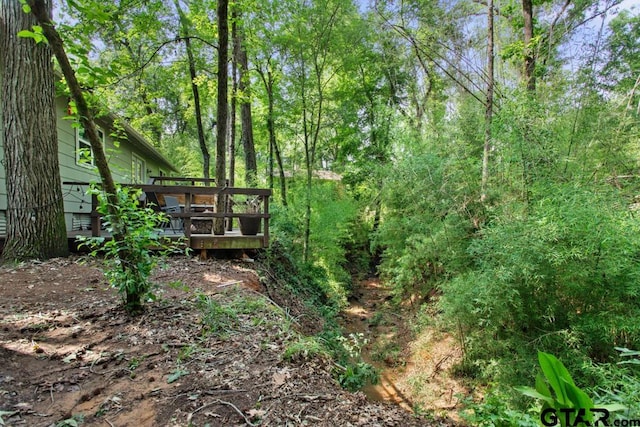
[187,399,258,426]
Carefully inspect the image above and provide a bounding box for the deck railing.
[81,181,271,248]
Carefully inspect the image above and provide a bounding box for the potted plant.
[239,196,262,235]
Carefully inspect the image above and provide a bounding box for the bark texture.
[1,0,69,262]
[233,18,257,186]
[214,0,228,235]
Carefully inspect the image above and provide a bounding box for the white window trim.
[76,126,105,168]
[132,153,146,184]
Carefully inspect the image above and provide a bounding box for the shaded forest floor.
[0,256,460,426]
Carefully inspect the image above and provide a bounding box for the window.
[132,154,146,184]
[76,125,104,168]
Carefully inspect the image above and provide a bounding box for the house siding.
[1,96,176,233]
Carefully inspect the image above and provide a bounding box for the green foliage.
[259,238,341,319]
[590,364,640,420]
[330,333,379,391]
[338,361,378,392]
[375,143,479,302]
[617,347,640,366]
[55,413,85,427]
[516,352,626,426]
[196,294,240,338]
[440,183,640,383]
[78,185,184,313]
[283,336,330,361]
[272,179,367,300]
[460,388,539,427]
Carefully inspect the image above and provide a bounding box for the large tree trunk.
[522,0,536,92]
[1,0,69,262]
[214,0,228,235]
[27,0,118,203]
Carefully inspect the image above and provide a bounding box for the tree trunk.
[214,0,229,235]
[482,0,495,202]
[174,0,210,180]
[257,63,287,206]
[233,14,257,187]
[1,0,69,262]
[230,16,237,191]
[27,1,118,202]
[522,0,536,92]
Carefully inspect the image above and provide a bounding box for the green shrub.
[374,148,478,302]
[460,388,539,427]
[79,185,184,313]
[441,183,640,383]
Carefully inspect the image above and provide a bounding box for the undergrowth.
[257,240,379,391]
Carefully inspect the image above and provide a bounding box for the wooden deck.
[68,228,267,251]
[65,178,272,256]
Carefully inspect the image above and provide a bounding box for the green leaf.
[535,372,552,398]
[17,30,36,39]
[538,351,572,405]
[599,403,627,412]
[514,386,554,405]
[615,347,640,357]
[563,380,594,422]
[167,369,188,384]
[22,4,31,13]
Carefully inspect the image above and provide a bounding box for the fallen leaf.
[247,409,266,418]
[272,368,291,388]
[62,353,77,364]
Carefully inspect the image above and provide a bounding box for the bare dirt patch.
[0,256,458,426]
[339,278,468,420]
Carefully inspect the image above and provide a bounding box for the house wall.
[1,96,173,233]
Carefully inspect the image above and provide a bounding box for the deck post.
[90,193,101,237]
[263,195,270,247]
[183,191,192,238]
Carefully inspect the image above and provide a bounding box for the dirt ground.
[339,279,468,421]
[0,255,460,426]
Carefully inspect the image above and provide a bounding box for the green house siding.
[1,96,177,234]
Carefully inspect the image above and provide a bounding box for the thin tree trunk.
[174,0,210,180]
[228,17,237,232]
[257,63,287,206]
[233,14,257,186]
[522,0,536,92]
[27,1,118,208]
[230,16,237,190]
[29,0,152,312]
[300,56,312,263]
[1,0,68,262]
[214,0,228,235]
[482,0,495,202]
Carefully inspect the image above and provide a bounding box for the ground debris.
[0,256,459,426]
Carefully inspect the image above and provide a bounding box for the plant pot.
[239,216,261,235]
